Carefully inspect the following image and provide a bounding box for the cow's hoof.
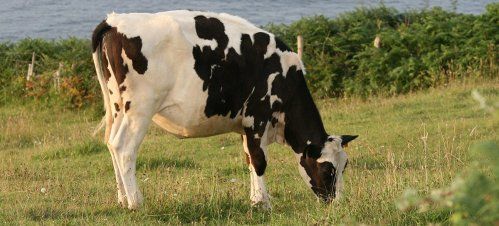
[117,190,127,208]
[251,201,272,211]
[126,191,143,210]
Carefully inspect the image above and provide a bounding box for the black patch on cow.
[275,37,292,52]
[193,15,283,121]
[300,153,337,201]
[342,159,348,174]
[114,103,120,112]
[93,22,149,85]
[119,86,127,93]
[121,36,148,74]
[341,135,358,147]
[304,144,322,159]
[192,15,331,180]
[283,66,328,152]
[114,113,118,118]
[124,101,131,112]
[101,50,112,82]
[245,135,267,176]
[92,20,112,52]
[109,89,113,95]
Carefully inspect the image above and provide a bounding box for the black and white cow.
[92,10,357,210]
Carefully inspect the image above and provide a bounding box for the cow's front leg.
[242,133,271,210]
[109,112,152,210]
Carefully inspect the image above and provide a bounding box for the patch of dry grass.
[0,81,497,224]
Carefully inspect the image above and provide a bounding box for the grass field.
[0,81,497,225]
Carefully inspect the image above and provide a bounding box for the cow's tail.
[91,20,112,141]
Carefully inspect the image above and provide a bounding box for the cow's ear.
[341,135,358,147]
[304,144,322,159]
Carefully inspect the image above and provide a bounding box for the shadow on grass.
[33,140,106,160]
[352,156,386,170]
[137,156,199,170]
[395,209,452,225]
[145,197,271,224]
[352,155,421,170]
[0,134,38,150]
[218,165,248,177]
[26,206,120,221]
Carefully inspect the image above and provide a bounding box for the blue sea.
[0,0,496,41]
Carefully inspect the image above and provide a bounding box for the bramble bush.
[396,91,498,225]
[0,4,497,108]
[0,38,96,108]
[267,3,498,97]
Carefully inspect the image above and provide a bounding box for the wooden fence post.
[54,62,63,91]
[297,35,303,60]
[374,35,381,48]
[26,52,35,81]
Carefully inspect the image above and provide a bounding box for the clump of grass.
[35,139,106,160]
[137,157,199,170]
[396,91,498,225]
[0,82,496,224]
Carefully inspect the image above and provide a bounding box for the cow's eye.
[327,137,334,142]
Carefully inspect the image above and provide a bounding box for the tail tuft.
[92,20,112,52]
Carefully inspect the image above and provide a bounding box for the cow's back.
[96,10,305,138]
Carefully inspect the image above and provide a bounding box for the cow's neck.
[283,81,328,154]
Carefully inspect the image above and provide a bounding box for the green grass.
[0,81,497,225]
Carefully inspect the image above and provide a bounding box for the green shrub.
[396,91,498,225]
[0,38,98,108]
[0,4,497,108]
[267,3,498,97]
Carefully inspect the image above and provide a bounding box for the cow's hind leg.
[94,49,127,207]
[242,133,271,210]
[109,109,153,210]
[109,148,127,207]
[106,90,127,207]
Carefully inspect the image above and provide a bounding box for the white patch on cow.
[97,11,313,210]
[295,153,313,188]
[306,140,311,145]
[276,50,306,77]
[250,170,271,209]
[260,122,270,160]
[242,115,255,129]
[264,35,276,59]
[317,136,343,163]
[242,135,271,209]
[260,72,282,107]
[254,134,260,139]
[316,136,348,199]
[274,112,286,145]
[107,12,185,58]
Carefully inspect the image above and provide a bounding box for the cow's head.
[297,135,358,203]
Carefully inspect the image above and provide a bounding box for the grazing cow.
[92,10,357,210]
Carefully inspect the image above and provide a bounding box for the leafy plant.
[396,91,498,225]
[267,3,498,97]
[0,4,497,108]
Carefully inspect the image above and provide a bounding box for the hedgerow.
[0,4,497,108]
[267,3,498,97]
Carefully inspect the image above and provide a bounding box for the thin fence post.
[26,52,35,81]
[374,35,381,48]
[54,62,63,91]
[297,35,303,60]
